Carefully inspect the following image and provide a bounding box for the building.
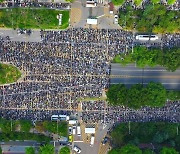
[85,127,95,134]
[87,18,98,25]
[86,0,97,7]
[109,2,114,14]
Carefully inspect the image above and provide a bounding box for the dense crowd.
[82,100,180,124]
[0,28,179,123]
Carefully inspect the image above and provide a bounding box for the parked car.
[114,15,118,24]
[73,126,76,135]
[69,126,72,135]
[102,137,109,145]
[73,146,81,153]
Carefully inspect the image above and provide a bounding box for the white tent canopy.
[87,18,97,25]
[85,128,95,134]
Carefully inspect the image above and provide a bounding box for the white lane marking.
[73,141,84,143]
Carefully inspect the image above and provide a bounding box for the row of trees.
[25,145,70,154]
[119,4,180,33]
[112,0,177,5]
[0,118,68,136]
[0,119,33,133]
[107,82,180,109]
[0,118,68,141]
[109,122,180,153]
[0,132,51,142]
[35,121,68,137]
[113,46,180,72]
[109,145,179,154]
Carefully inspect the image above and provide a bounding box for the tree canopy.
[0,146,2,154]
[110,122,180,152]
[25,147,35,154]
[112,0,125,6]
[120,144,142,154]
[39,144,54,154]
[107,82,173,109]
[20,120,32,132]
[167,0,177,5]
[59,146,70,154]
[113,46,180,72]
[118,4,180,33]
[160,147,179,154]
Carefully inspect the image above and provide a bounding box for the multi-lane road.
[110,63,180,90]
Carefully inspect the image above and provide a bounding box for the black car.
[102,137,109,145]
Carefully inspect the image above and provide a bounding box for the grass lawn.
[167,0,176,4]
[0,8,69,29]
[0,63,21,84]
[134,0,143,5]
[112,54,133,66]
[112,0,125,6]
[151,0,160,3]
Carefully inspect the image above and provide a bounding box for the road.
[110,63,180,90]
[74,123,112,154]
[0,141,61,154]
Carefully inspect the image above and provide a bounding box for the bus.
[77,126,81,136]
[135,35,158,41]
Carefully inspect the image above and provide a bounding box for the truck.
[77,126,81,136]
[90,135,95,146]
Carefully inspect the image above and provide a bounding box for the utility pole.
[57,119,59,134]
[128,121,131,134]
[11,119,13,131]
[177,126,179,135]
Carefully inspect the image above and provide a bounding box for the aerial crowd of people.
[0,28,179,123]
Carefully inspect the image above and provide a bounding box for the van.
[90,135,95,146]
[77,126,81,136]
[73,126,76,135]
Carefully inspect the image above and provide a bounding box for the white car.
[114,15,118,24]
[73,126,76,135]
[73,146,81,153]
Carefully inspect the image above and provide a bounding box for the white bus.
[77,126,81,136]
[51,115,59,121]
[135,35,158,41]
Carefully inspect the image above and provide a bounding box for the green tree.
[151,0,160,3]
[143,149,154,154]
[108,148,121,154]
[127,84,144,109]
[134,0,143,6]
[112,0,125,5]
[117,84,128,106]
[167,0,176,5]
[59,146,70,154]
[106,84,122,105]
[145,82,166,107]
[160,147,179,154]
[25,147,35,154]
[162,48,180,72]
[20,120,32,132]
[167,91,180,100]
[0,146,2,154]
[119,144,142,154]
[39,144,54,154]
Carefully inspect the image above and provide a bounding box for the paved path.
[110,63,180,90]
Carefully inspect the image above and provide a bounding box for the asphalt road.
[0,29,41,42]
[110,63,180,90]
